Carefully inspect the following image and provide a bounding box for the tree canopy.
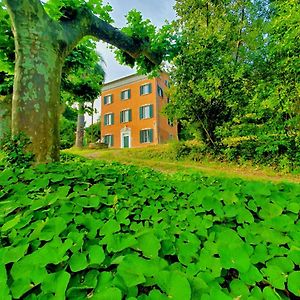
[166,0,300,169]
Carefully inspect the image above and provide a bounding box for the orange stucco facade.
[100,73,177,148]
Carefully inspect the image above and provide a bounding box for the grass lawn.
[66,145,300,184]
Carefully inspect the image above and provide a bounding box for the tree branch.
[60,6,162,65]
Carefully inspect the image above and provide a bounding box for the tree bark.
[75,103,85,148]
[5,0,66,162]
[4,0,162,163]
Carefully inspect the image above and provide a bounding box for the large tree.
[61,40,104,148]
[166,0,268,145]
[3,0,162,163]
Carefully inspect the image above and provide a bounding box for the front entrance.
[123,134,130,148]
[121,127,131,148]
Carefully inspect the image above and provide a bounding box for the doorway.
[121,128,131,148]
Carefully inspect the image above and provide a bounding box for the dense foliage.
[60,117,76,150]
[1,159,299,299]
[85,123,101,144]
[0,133,34,168]
[167,0,300,170]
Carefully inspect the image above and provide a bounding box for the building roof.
[102,73,151,92]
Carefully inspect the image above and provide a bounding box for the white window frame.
[157,85,164,97]
[120,109,131,123]
[140,83,152,95]
[140,105,152,119]
[121,89,131,100]
[140,128,153,143]
[103,94,112,105]
[104,134,113,147]
[104,113,113,126]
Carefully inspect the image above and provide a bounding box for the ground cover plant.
[0,159,300,299]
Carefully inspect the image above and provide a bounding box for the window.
[157,85,164,97]
[139,105,153,119]
[140,83,152,95]
[140,129,153,143]
[165,80,170,88]
[103,135,114,147]
[120,109,132,123]
[104,113,114,126]
[103,94,113,105]
[121,89,131,100]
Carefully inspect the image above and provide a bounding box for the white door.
[121,131,131,148]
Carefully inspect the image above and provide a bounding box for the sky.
[86,0,176,125]
[97,0,176,83]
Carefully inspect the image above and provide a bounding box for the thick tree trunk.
[0,95,12,140]
[12,46,63,162]
[75,103,85,148]
[6,0,64,162]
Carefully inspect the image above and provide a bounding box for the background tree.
[85,122,100,143]
[166,0,265,146]
[61,40,104,148]
[2,0,163,163]
[167,0,299,168]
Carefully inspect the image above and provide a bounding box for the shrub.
[60,117,76,150]
[0,132,34,168]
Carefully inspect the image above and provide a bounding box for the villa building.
[100,73,177,148]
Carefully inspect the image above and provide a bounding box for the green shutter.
[149,84,152,93]
[111,95,113,103]
[140,130,143,143]
[120,91,124,100]
[149,105,153,118]
[140,86,143,95]
[111,114,114,125]
[104,96,107,105]
[128,89,131,99]
[120,111,123,123]
[104,115,107,125]
[111,135,114,146]
[139,107,143,119]
[129,109,132,121]
[149,129,153,142]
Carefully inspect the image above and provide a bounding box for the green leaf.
[287,271,300,296]
[41,271,71,299]
[0,264,11,300]
[258,203,283,220]
[101,220,120,236]
[262,286,281,300]
[39,217,67,241]
[262,265,286,290]
[137,232,160,258]
[1,214,21,232]
[69,253,88,272]
[87,183,109,197]
[229,279,250,298]
[217,229,251,273]
[91,287,122,300]
[88,245,105,265]
[2,244,29,264]
[10,278,33,299]
[155,271,191,300]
